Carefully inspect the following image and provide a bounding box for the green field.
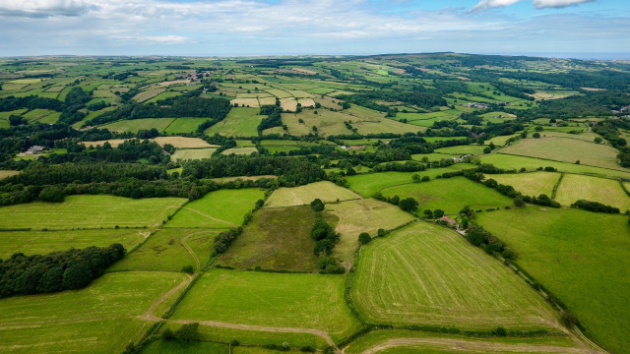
[167,188,265,228]
[171,148,217,160]
[477,208,630,354]
[500,137,626,171]
[142,340,226,354]
[0,229,147,260]
[380,177,512,214]
[170,269,362,341]
[0,195,186,229]
[206,107,265,137]
[411,153,458,162]
[434,145,488,155]
[485,134,519,146]
[265,181,361,208]
[0,271,187,354]
[163,118,208,134]
[554,174,630,211]
[480,154,630,179]
[352,222,559,331]
[484,172,561,197]
[0,170,19,179]
[217,206,318,272]
[222,147,258,155]
[100,118,176,133]
[345,164,477,197]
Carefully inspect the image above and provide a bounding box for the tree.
[412,174,421,183]
[181,265,194,274]
[433,209,445,218]
[533,132,541,138]
[377,228,387,237]
[310,198,325,212]
[594,137,602,144]
[9,115,27,126]
[358,232,371,244]
[62,262,93,290]
[513,196,525,208]
[421,176,430,182]
[175,323,200,343]
[423,209,433,219]
[399,197,419,212]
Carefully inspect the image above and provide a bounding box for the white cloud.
[533,0,596,9]
[470,0,521,12]
[0,0,97,17]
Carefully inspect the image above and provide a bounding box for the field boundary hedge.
[551,173,564,199]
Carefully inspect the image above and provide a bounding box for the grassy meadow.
[265,181,361,208]
[484,172,561,197]
[171,148,217,160]
[554,174,630,211]
[206,107,265,137]
[477,208,630,354]
[0,195,186,229]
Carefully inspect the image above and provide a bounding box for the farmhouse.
[440,216,456,226]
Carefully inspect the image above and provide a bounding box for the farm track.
[355,338,604,354]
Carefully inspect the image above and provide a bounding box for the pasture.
[484,172,561,197]
[206,107,265,137]
[326,199,416,266]
[163,118,208,134]
[554,174,630,211]
[100,118,176,133]
[434,145,487,155]
[222,147,258,155]
[380,177,512,214]
[500,137,625,171]
[171,148,217,160]
[351,222,559,331]
[217,206,318,272]
[153,136,216,149]
[0,271,187,354]
[0,195,186,229]
[170,269,362,341]
[0,229,147,260]
[346,164,477,197]
[480,154,630,179]
[142,341,227,354]
[477,208,630,354]
[265,181,361,207]
[166,188,265,228]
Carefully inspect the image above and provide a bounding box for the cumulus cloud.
[0,0,97,18]
[471,0,521,12]
[533,0,596,9]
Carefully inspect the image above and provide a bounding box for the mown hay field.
[170,269,362,341]
[480,154,630,179]
[166,188,265,228]
[152,136,216,149]
[0,170,19,180]
[171,148,217,160]
[554,174,630,211]
[206,107,265,137]
[381,177,512,214]
[484,172,561,197]
[0,229,147,260]
[221,147,258,155]
[500,137,625,171]
[265,181,361,208]
[0,271,187,354]
[346,164,477,197]
[477,208,630,354]
[0,195,186,229]
[217,206,318,272]
[352,222,559,331]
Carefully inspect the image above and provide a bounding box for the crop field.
[434,145,487,155]
[152,136,216,148]
[0,271,187,354]
[206,107,265,137]
[477,208,630,354]
[265,181,361,207]
[325,199,415,266]
[484,172,561,197]
[500,137,625,171]
[554,174,630,211]
[0,195,186,229]
[352,222,559,331]
[217,206,318,272]
[222,147,258,155]
[100,118,176,133]
[480,154,630,179]
[163,118,208,134]
[167,188,265,228]
[346,164,477,197]
[110,228,215,272]
[0,170,19,179]
[170,269,362,341]
[171,148,217,160]
[381,177,511,214]
[0,229,147,260]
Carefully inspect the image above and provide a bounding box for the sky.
[0,0,628,57]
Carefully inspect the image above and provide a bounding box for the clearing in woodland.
[169,269,362,341]
[554,174,630,211]
[0,195,186,229]
[351,222,559,331]
[483,172,561,197]
[265,181,361,208]
[477,208,630,354]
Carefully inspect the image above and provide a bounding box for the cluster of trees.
[465,172,561,209]
[258,105,283,132]
[213,228,244,254]
[162,323,200,343]
[0,95,64,112]
[571,200,620,214]
[592,120,630,167]
[464,224,516,260]
[0,244,126,298]
[374,193,419,213]
[311,217,339,257]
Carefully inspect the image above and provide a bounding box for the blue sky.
[0,0,628,57]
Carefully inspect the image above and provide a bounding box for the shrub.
[310,198,325,212]
[175,323,199,343]
[181,265,194,274]
[358,232,371,244]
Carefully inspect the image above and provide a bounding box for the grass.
[325,199,416,267]
[110,228,216,272]
[217,206,318,272]
[142,340,226,354]
[171,148,217,160]
[346,164,477,197]
[411,153,458,162]
[170,269,362,341]
[483,172,561,197]
[100,118,176,133]
[222,147,258,155]
[477,208,630,354]
[486,134,519,146]
[167,189,266,228]
[554,174,630,211]
[0,195,186,229]
[352,222,559,331]
[0,170,19,179]
[163,118,208,134]
[265,181,361,208]
[500,137,626,171]
[153,136,216,148]
[434,145,487,155]
[206,107,265,137]
[0,271,187,354]
[0,229,147,260]
[381,177,512,214]
[479,154,630,179]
